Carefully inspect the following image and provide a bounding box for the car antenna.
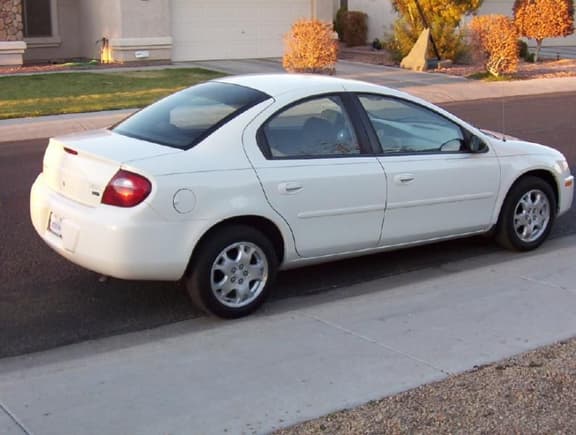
[501,97,507,142]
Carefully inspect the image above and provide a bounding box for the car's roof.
[215,73,401,99]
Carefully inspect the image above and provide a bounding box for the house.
[0,0,337,66]
[350,0,576,47]
[2,0,574,67]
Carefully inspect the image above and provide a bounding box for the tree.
[386,0,484,61]
[513,0,575,62]
[393,0,484,28]
[469,15,519,77]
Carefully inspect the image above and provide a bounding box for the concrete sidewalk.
[1,235,576,435]
[3,59,576,143]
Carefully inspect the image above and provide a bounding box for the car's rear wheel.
[185,225,278,318]
[495,176,556,251]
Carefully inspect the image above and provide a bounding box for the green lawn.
[0,68,226,120]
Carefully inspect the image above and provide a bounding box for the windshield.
[113,82,270,149]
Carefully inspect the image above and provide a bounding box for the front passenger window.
[262,96,360,158]
[358,94,464,154]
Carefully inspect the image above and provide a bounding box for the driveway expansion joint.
[519,275,571,292]
[0,399,33,435]
[301,313,453,377]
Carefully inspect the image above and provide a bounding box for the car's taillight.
[63,147,78,155]
[102,170,151,207]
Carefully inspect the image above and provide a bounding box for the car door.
[243,94,387,258]
[355,93,500,246]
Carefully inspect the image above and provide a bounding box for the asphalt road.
[1,92,575,359]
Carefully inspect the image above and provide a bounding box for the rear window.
[113,82,270,149]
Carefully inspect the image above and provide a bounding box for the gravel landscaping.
[339,45,576,81]
[436,58,576,80]
[276,337,576,434]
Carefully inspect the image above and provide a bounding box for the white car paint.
[251,157,386,257]
[30,74,573,283]
[488,138,574,224]
[378,151,500,245]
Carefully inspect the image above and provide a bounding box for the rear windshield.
[113,82,270,149]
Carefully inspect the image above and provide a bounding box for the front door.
[355,93,500,245]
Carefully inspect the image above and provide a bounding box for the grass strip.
[0,68,226,119]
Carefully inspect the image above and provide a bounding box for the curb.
[0,109,135,143]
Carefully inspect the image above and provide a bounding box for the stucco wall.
[77,0,121,60]
[315,0,337,22]
[120,0,170,38]
[476,0,511,15]
[349,0,395,41]
[24,0,122,62]
[111,0,171,62]
[24,0,81,62]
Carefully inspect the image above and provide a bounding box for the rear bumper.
[30,174,196,281]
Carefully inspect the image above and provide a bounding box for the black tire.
[495,176,556,251]
[185,225,278,319]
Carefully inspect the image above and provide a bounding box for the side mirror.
[468,135,488,153]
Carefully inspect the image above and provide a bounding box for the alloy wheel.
[210,242,269,308]
[513,189,551,243]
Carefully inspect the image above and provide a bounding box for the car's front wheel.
[496,176,556,251]
[185,225,278,318]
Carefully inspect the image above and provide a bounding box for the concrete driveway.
[183,58,468,88]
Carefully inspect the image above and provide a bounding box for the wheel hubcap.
[210,242,269,308]
[513,189,550,243]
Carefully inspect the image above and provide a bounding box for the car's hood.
[482,130,564,159]
[480,129,519,141]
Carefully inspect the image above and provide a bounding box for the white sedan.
[30,74,574,318]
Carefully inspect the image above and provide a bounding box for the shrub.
[385,18,468,63]
[333,6,348,41]
[469,15,519,77]
[430,20,468,62]
[513,0,575,62]
[518,39,534,62]
[343,11,367,47]
[283,19,338,74]
[385,0,482,62]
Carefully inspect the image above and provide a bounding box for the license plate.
[48,212,63,238]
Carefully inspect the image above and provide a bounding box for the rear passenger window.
[262,96,360,158]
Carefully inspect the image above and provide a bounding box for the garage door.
[171,0,312,61]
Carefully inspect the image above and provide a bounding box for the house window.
[22,0,53,37]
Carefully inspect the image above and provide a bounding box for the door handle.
[395,174,416,184]
[278,182,304,194]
